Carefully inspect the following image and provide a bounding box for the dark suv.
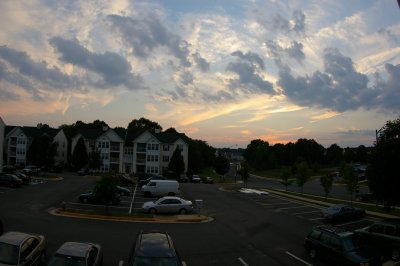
[304,225,381,265]
[0,174,23,187]
[355,220,400,262]
[128,230,183,266]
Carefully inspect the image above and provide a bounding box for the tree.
[213,155,230,176]
[325,144,343,166]
[342,163,359,203]
[88,150,102,171]
[71,138,88,170]
[295,161,310,193]
[168,147,185,177]
[279,168,293,191]
[367,117,400,209]
[320,174,334,200]
[238,162,250,187]
[127,117,162,134]
[93,176,118,205]
[26,135,58,167]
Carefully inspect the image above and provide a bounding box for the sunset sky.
[0,0,399,148]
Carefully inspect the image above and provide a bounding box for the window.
[163,144,170,151]
[163,156,169,162]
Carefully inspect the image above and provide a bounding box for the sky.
[0,0,399,148]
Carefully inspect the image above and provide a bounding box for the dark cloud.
[49,37,143,89]
[257,10,306,35]
[278,48,400,112]
[178,71,194,85]
[0,45,74,100]
[227,50,274,94]
[108,14,191,67]
[192,52,209,72]
[231,51,265,70]
[0,45,71,89]
[265,40,305,65]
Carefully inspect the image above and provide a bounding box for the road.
[0,172,382,266]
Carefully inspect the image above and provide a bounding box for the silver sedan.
[142,196,194,214]
[0,231,46,266]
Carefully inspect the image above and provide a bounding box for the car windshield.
[48,254,86,266]
[342,235,361,252]
[132,257,180,266]
[0,242,19,265]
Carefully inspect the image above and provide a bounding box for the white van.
[141,180,180,197]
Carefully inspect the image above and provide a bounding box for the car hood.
[142,201,156,208]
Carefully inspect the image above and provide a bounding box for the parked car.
[128,230,183,266]
[0,174,23,188]
[138,175,166,186]
[78,191,121,205]
[202,176,214,184]
[14,172,31,185]
[321,204,365,223]
[178,174,189,183]
[191,175,201,183]
[304,225,381,265]
[142,196,193,214]
[0,231,46,265]
[21,165,40,175]
[117,185,131,196]
[77,168,90,176]
[48,241,103,266]
[355,220,400,261]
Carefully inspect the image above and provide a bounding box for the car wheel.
[149,208,157,214]
[391,247,400,261]
[179,208,187,214]
[308,248,317,259]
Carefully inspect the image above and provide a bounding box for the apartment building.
[0,117,5,172]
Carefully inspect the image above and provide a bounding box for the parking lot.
[1,174,398,266]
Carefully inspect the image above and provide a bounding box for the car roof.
[314,225,353,237]
[56,242,95,257]
[0,232,37,245]
[135,231,176,257]
[158,196,183,201]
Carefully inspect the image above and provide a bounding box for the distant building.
[4,125,66,167]
[127,130,189,176]
[71,128,124,172]
[0,117,5,172]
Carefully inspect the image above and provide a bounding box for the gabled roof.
[77,128,105,140]
[154,131,189,144]
[5,125,59,138]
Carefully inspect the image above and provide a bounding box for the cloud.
[227,50,275,94]
[49,37,143,89]
[255,9,306,35]
[265,40,305,66]
[278,47,400,113]
[0,45,75,99]
[107,14,191,67]
[192,52,210,72]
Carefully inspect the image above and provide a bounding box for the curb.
[49,208,213,223]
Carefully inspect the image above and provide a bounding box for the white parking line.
[308,217,324,221]
[278,205,311,210]
[257,202,295,206]
[285,251,313,266]
[238,257,249,266]
[119,260,124,266]
[293,210,321,215]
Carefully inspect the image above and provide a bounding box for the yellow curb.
[49,208,212,223]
